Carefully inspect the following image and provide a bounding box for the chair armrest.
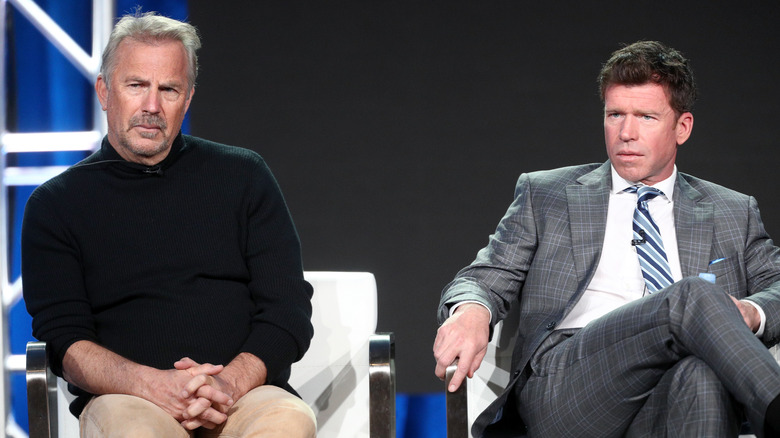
[446,361,468,438]
[26,341,58,438]
[369,332,395,438]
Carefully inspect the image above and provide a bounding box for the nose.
[618,116,637,142]
[620,115,639,141]
[142,88,162,114]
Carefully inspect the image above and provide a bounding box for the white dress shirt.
[558,167,681,329]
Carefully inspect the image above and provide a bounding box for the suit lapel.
[567,162,611,285]
[674,174,713,277]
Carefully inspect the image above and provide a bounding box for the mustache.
[129,115,167,131]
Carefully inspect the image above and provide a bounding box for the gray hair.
[100,10,201,94]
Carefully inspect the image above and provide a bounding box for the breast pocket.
[707,253,747,297]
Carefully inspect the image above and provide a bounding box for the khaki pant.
[80,385,316,438]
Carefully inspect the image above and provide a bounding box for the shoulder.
[182,135,267,167]
[678,172,753,206]
[517,163,605,194]
[27,154,102,205]
[525,163,603,184]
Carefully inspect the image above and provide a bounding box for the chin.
[615,168,646,183]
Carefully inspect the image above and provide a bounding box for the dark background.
[187,1,780,393]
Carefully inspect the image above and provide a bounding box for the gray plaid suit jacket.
[438,160,780,437]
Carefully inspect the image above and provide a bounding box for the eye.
[161,87,181,100]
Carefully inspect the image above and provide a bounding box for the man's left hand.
[729,295,761,333]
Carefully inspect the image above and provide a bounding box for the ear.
[95,75,109,110]
[675,112,694,145]
[183,86,195,113]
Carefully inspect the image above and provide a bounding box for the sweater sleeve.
[22,187,99,377]
[239,156,313,384]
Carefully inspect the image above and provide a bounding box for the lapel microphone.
[631,229,646,246]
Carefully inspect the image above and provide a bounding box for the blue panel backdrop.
[8,0,188,431]
[8,1,444,435]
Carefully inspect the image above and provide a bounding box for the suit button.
[546,321,557,330]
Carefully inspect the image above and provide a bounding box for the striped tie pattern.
[625,186,674,293]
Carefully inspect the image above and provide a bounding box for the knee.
[267,396,317,435]
[667,277,731,311]
[80,394,187,438]
[230,386,317,438]
[669,356,727,397]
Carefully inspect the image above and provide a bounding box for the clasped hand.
[173,358,235,430]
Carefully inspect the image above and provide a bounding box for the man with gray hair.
[22,11,316,437]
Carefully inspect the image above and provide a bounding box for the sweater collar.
[99,132,186,175]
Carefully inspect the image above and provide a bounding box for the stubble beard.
[121,114,170,159]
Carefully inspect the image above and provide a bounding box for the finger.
[181,418,204,430]
[195,406,228,426]
[195,384,234,408]
[190,363,223,376]
[181,374,209,398]
[176,360,224,376]
[182,396,211,421]
[433,349,457,380]
[174,357,199,370]
[468,348,487,379]
[447,362,470,392]
[196,420,219,430]
[181,417,215,430]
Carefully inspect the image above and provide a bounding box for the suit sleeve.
[739,196,780,346]
[438,173,538,329]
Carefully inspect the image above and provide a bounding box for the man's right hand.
[433,303,490,392]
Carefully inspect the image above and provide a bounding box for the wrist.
[222,353,267,397]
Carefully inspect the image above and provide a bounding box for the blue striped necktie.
[625,186,674,293]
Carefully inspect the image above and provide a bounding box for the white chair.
[27,271,395,438]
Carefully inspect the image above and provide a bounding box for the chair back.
[293,271,379,437]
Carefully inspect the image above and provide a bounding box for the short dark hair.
[598,41,696,116]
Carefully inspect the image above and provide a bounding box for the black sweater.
[22,133,313,401]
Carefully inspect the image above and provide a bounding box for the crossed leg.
[517,277,780,438]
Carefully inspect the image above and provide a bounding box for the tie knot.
[625,185,664,203]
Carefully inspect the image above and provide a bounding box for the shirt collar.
[610,164,677,201]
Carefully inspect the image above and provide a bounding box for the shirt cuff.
[742,300,766,338]
[450,301,492,321]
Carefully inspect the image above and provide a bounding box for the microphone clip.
[631,229,646,246]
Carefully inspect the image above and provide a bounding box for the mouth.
[130,115,167,133]
[614,150,644,164]
[134,124,161,131]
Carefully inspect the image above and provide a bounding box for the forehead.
[112,38,188,82]
[604,83,673,112]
